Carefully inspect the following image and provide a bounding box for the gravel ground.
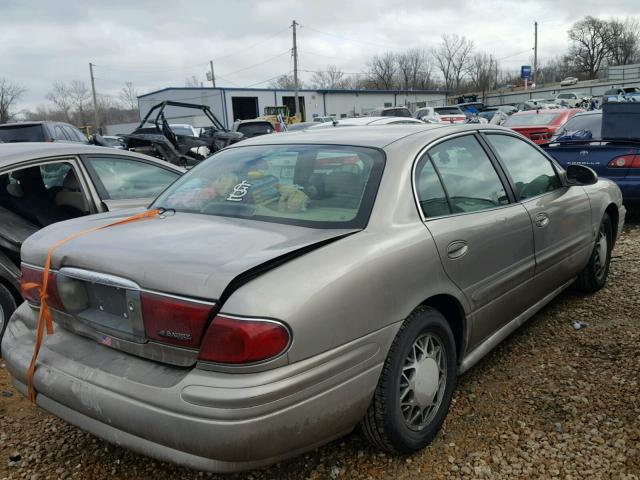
[1,209,639,480]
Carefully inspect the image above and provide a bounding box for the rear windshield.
[0,124,45,142]
[504,113,559,127]
[238,123,273,135]
[381,108,411,117]
[434,107,463,115]
[554,113,602,139]
[154,144,385,229]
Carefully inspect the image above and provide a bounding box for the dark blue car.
[542,110,640,203]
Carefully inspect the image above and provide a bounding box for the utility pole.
[89,62,101,134]
[209,60,216,88]
[292,19,301,121]
[533,21,538,86]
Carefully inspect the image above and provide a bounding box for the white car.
[312,116,335,123]
[413,107,442,123]
[311,116,425,128]
[560,77,579,87]
[554,92,588,108]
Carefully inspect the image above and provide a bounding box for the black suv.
[0,121,88,144]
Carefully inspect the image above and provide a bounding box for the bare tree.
[467,53,498,101]
[397,48,427,89]
[269,74,298,89]
[184,75,200,87]
[119,81,139,110]
[568,16,614,79]
[310,65,351,89]
[433,34,474,91]
[608,18,640,66]
[366,52,397,89]
[68,80,91,126]
[0,78,26,123]
[46,81,73,121]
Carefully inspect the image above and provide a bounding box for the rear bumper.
[2,303,397,472]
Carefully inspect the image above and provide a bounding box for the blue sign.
[521,65,532,80]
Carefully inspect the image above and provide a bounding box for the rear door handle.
[447,240,469,259]
[535,213,550,228]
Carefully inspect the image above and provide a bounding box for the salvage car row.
[0,104,629,473]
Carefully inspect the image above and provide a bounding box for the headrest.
[6,183,24,198]
[63,170,80,191]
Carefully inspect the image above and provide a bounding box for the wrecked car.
[2,125,624,472]
[0,143,182,341]
[116,101,243,167]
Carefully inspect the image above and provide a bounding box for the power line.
[211,27,290,62]
[218,49,291,77]
[301,24,401,50]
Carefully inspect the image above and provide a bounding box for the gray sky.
[1,0,639,111]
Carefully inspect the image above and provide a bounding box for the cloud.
[1,0,639,111]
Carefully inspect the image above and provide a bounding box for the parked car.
[602,87,640,103]
[312,116,425,128]
[560,77,579,86]
[284,121,320,131]
[521,99,558,110]
[0,143,183,340]
[414,107,442,123]
[543,110,640,202]
[456,102,485,118]
[483,105,518,116]
[433,106,466,123]
[554,92,590,108]
[503,108,584,144]
[0,121,88,144]
[2,124,624,472]
[368,106,412,117]
[312,116,334,123]
[230,119,275,138]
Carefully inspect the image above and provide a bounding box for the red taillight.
[198,315,290,364]
[608,155,640,168]
[20,264,63,310]
[141,292,213,349]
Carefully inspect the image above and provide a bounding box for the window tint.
[52,125,68,141]
[40,163,72,189]
[428,135,509,214]
[485,134,561,200]
[87,157,179,200]
[154,145,385,229]
[414,157,450,217]
[0,124,45,142]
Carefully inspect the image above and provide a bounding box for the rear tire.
[0,284,17,346]
[361,306,457,453]
[577,213,612,293]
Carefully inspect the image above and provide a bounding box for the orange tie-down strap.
[22,208,162,403]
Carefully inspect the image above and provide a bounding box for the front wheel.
[577,213,612,293]
[361,307,457,453]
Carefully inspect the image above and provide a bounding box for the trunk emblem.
[158,330,192,341]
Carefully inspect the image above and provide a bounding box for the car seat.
[55,170,88,216]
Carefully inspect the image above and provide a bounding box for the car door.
[483,132,593,296]
[81,155,181,211]
[414,133,536,348]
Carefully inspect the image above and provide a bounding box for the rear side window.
[0,124,45,142]
[414,157,450,217]
[420,135,509,214]
[52,125,68,141]
[86,156,179,200]
[485,134,561,200]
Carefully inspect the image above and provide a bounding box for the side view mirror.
[566,164,598,186]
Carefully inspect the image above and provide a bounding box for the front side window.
[154,145,385,229]
[425,135,509,214]
[87,156,179,200]
[485,134,561,200]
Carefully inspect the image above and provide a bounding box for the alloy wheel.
[594,226,608,281]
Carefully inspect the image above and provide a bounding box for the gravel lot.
[1,209,639,480]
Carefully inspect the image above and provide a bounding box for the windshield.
[504,113,559,127]
[154,144,385,229]
[0,124,45,142]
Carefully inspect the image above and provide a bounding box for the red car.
[503,108,584,144]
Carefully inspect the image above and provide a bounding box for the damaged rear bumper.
[2,303,395,473]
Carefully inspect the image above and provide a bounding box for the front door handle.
[447,240,469,259]
[535,213,550,228]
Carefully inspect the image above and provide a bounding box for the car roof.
[0,142,184,171]
[229,124,508,150]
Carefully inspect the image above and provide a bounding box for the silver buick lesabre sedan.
[2,124,625,472]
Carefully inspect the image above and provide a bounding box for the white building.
[137,86,449,128]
